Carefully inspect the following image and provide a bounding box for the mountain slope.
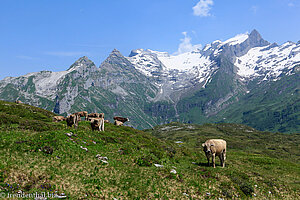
[0,101,299,199]
[214,65,300,133]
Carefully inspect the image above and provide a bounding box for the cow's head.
[202,143,214,155]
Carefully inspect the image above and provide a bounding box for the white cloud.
[16,55,35,60]
[175,32,202,55]
[44,51,89,57]
[250,5,258,14]
[288,2,295,7]
[193,0,214,17]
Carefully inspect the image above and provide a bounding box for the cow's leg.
[212,154,216,168]
[222,150,226,168]
[206,154,210,167]
[101,119,104,131]
[74,117,78,129]
[219,155,223,167]
[99,120,102,131]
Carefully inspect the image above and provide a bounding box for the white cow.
[202,139,226,168]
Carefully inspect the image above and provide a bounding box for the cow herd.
[54,112,227,168]
[53,111,129,132]
[14,101,227,168]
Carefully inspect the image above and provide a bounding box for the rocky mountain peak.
[109,48,123,57]
[249,29,260,38]
[100,48,137,73]
[248,29,270,47]
[68,56,95,71]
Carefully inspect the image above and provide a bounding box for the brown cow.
[53,116,65,122]
[88,113,99,120]
[15,100,23,104]
[113,116,129,123]
[66,114,80,129]
[91,117,104,131]
[74,111,88,121]
[202,139,227,168]
[114,120,123,126]
[88,113,104,121]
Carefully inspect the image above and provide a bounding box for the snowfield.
[235,41,300,80]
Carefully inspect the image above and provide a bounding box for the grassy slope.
[213,69,300,133]
[146,122,300,199]
[0,101,299,199]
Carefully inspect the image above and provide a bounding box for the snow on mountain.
[235,41,300,81]
[128,32,255,78]
[223,33,249,46]
[127,49,166,77]
[128,30,299,85]
[157,50,212,71]
[128,48,214,75]
[127,48,216,90]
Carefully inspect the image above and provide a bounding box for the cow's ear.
[202,143,205,147]
[210,144,214,146]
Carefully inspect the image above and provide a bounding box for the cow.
[114,120,123,126]
[91,117,104,131]
[66,114,80,129]
[113,116,129,123]
[74,111,88,121]
[53,116,65,122]
[202,139,226,168]
[88,113,104,121]
[15,100,22,104]
[88,113,98,119]
[104,120,110,123]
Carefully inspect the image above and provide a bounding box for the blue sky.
[0,0,299,79]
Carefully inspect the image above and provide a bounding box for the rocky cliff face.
[0,30,299,132]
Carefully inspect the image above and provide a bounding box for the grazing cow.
[53,116,65,122]
[202,139,226,168]
[113,116,129,123]
[74,111,88,121]
[114,120,123,126]
[15,100,22,104]
[66,114,80,129]
[87,113,98,120]
[104,120,109,123]
[88,113,104,121]
[91,117,104,131]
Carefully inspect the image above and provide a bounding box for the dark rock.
[41,146,53,155]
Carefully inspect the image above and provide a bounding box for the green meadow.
[0,100,299,199]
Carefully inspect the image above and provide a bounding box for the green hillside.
[213,67,300,133]
[0,101,299,199]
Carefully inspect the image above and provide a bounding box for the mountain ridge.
[0,29,299,132]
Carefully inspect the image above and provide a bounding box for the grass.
[0,101,299,199]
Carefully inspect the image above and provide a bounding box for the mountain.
[0,30,299,132]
